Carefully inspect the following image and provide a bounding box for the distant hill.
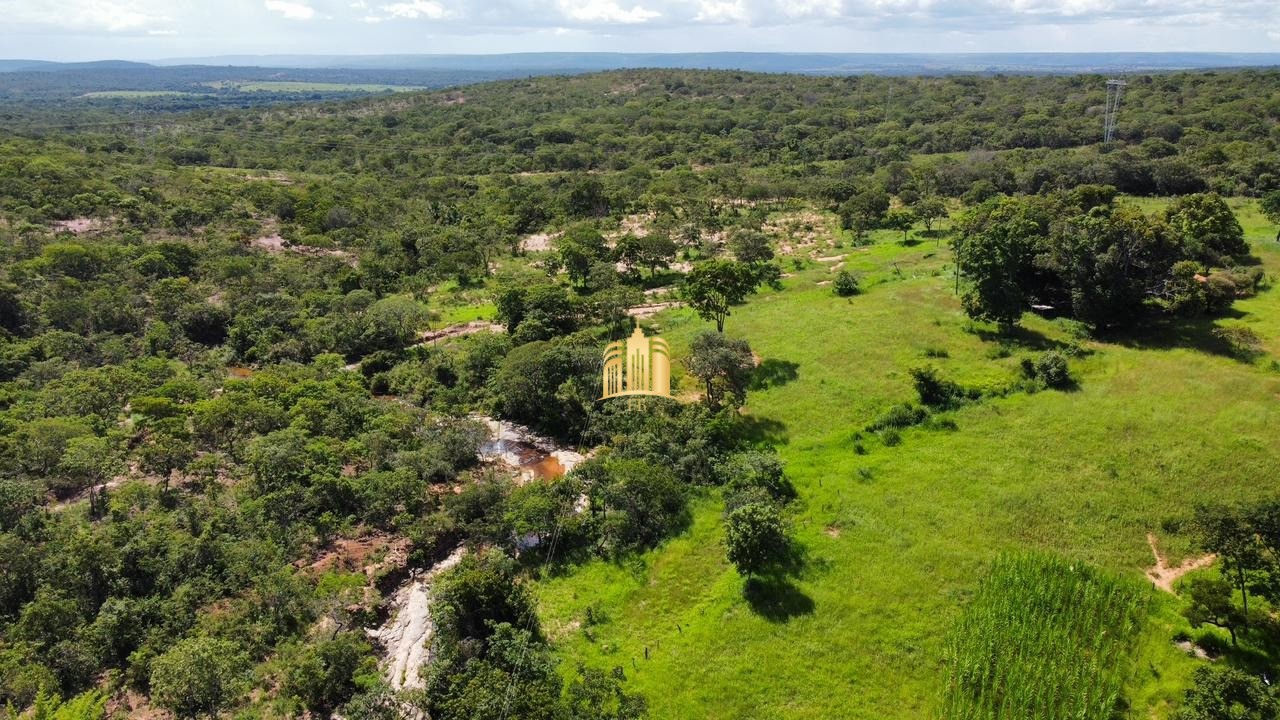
[150,52,1280,75]
[0,59,154,72]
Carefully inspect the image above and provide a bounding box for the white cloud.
[264,0,316,20]
[695,1,750,23]
[559,0,660,24]
[777,0,842,18]
[0,1,171,32]
[146,28,178,35]
[382,0,450,18]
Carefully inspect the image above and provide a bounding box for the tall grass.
[941,553,1148,720]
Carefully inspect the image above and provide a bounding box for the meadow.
[535,199,1280,719]
[203,80,424,93]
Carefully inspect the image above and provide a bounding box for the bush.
[881,428,902,447]
[150,637,251,720]
[1213,325,1263,359]
[833,270,860,297]
[723,450,794,502]
[1021,350,1072,389]
[908,366,973,407]
[724,502,789,577]
[866,403,929,432]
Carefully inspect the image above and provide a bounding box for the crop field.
[535,199,1280,719]
[941,553,1146,720]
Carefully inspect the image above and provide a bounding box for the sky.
[1,0,1278,61]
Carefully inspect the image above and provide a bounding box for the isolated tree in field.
[681,260,763,332]
[884,208,916,243]
[684,330,754,409]
[1164,193,1247,263]
[1262,191,1280,241]
[725,501,789,577]
[911,196,948,233]
[150,637,251,719]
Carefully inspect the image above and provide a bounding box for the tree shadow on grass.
[750,358,799,391]
[743,576,815,623]
[969,323,1072,352]
[736,415,789,445]
[1106,310,1263,363]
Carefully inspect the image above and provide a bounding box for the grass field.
[203,80,424,93]
[534,199,1280,719]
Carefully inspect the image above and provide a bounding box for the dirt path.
[369,546,467,691]
[1146,533,1215,593]
[627,301,683,318]
[416,321,504,345]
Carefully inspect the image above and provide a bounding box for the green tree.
[150,637,251,719]
[1174,666,1277,720]
[1193,503,1264,628]
[884,208,916,243]
[1182,576,1246,647]
[284,633,377,713]
[725,502,789,577]
[684,330,754,409]
[591,459,688,556]
[1261,191,1280,239]
[838,187,890,240]
[555,225,609,288]
[566,665,649,720]
[728,228,774,265]
[682,260,763,333]
[57,436,123,513]
[953,197,1048,329]
[1165,193,1247,263]
[911,196,948,233]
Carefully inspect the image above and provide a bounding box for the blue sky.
[2,0,1278,61]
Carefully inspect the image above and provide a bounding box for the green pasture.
[533,199,1280,719]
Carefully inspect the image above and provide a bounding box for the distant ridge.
[4,53,1280,79]
[148,52,1280,75]
[0,59,154,72]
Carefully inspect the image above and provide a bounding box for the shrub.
[881,428,902,447]
[1021,350,1072,389]
[866,403,929,432]
[1213,325,1263,359]
[833,270,860,297]
[923,346,950,358]
[908,366,973,407]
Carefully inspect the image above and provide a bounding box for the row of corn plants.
[941,553,1148,720]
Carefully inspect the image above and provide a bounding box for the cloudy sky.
[2,0,1278,61]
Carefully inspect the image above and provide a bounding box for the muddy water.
[475,416,583,482]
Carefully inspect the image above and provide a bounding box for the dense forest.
[1,67,1279,719]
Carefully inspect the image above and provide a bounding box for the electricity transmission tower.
[1103,79,1127,144]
